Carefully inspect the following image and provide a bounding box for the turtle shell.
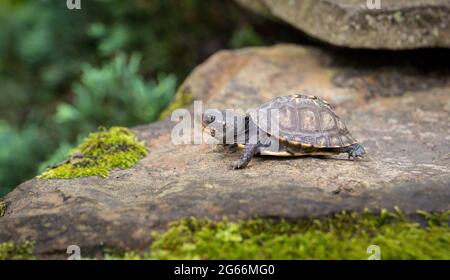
[254,94,357,148]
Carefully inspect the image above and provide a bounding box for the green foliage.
[0,241,35,260]
[39,127,148,179]
[0,1,93,124]
[230,25,265,49]
[106,210,450,260]
[0,122,53,196]
[85,0,249,76]
[87,22,130,57]
[55,53,177,136]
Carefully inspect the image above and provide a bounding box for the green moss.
[1,210,448,260]
[159,87,193,120]
[38,127,148,179]
[0,199,6,217]
[105,210,450,260]
[0,241,35,260]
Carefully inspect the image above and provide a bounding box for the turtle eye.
[204,114,215,124]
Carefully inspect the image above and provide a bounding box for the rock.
[0,45,449,258]
[236,0,450,49]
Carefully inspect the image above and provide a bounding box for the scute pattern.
[279,106,297,131]
[320,111,336,130]
[255,94,356,147]
[299,109,317,131]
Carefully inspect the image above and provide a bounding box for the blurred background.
[0,0,306,196]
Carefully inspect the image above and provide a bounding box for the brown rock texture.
[0,45,449,258]
[236,0,450,49]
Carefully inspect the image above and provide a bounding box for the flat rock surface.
[236,0,450,49]
[0,45,449,258]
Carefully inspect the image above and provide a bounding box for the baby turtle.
[202,94,365,169]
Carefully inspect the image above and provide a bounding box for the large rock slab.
[0,45,449,258]
[236,0,450,49]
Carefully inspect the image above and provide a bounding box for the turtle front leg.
[231,143,260,169]
[341,143,366,160]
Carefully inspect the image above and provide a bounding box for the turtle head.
[202,109,247,144]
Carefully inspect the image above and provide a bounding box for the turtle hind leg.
[340,143,366,160]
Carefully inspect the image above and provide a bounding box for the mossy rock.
[105,210,450,260]
[0,241,35,260]
[38,127,148,179]
[3,210,448,260]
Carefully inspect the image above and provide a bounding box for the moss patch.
[159,87,193,120]
[0,241,35,260]
[106,210,450,260]
[38,127,148,179]
[2,210,448,260]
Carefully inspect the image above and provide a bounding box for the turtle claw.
[231,161,245,169]
[349,155,362,161]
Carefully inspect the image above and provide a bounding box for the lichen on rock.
[38,127,148,179]
[0,200,6,217]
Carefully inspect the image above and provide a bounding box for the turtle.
[202,94,365,169]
